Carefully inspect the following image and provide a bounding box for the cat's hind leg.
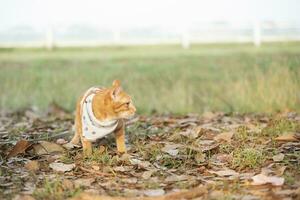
[71,114,81,144]
[71,98,83,145]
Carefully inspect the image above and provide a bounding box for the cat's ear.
[110,87,121,100]
[112,80,121,88]
[111,80,121,100]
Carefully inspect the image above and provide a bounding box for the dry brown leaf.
[214,132,234,142]
[121,178,138,184]
[24,160,39,172]
[98,145,106,153]
[162,144,181,156]
[119,153,131,162]
[195,152,206,163]
[201,143,219,152]
[25,110,40,121]
[33,141,65,155]
[130,159,151,169]
[177,117,198,126]
[49,162,75,172]
[7,140,32,158]
[295,132,300,140]
[78,166,113,177]
[12,195,36,200]
[208,169,239,177]
[275,133,299,142]
[180,126,202,139]
[199,140,215,145]
[261,164,287,177]
[275,166,287,176]
[251,174,284,186]
[272,153,285,162]
[74,178,95,187]
[114,166,133,172]
[62,179,74,190]
[142,170,154,180]
[246,123,261,133]
[71,195,125,200]
[62,142,80,150]
[274,189,299,196]
[239,172,256,180]
[209,191,224,199]
[165,175,189,182]
[56,138,68,145]
[144,189,165,197]
[92,165,100,171]
[211,153,232,164]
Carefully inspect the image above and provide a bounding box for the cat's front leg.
[82,138,92,155]
[114,120,126,153]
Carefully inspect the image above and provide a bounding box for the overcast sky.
[0,0,299,31]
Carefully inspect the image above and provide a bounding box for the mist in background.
[1,0,300,47]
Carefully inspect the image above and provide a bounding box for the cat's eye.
[124,102,130,107]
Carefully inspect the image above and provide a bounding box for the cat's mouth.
[121,113,136,120]
[127,114,136,120]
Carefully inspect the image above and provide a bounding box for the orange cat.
[70,80,136,155]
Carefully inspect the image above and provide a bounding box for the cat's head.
[105,80,136,120]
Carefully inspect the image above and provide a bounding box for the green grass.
[84,147,120,166]
[0,42,299,114]
[262,118,300,137]
[33,178,82,200]
[231,147,265,170]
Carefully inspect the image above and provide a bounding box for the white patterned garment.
[80,87,118,142]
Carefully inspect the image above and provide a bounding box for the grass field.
[0,43,299,114]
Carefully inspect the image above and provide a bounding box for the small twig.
[27,130,70,142]
[78,165,128,178]
[78,165,115,177]
[0,130,70,144]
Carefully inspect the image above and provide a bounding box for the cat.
[70,80,136,155]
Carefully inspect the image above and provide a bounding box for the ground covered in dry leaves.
[1,105,300,200]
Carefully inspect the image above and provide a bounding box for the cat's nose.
[132,106,137,113]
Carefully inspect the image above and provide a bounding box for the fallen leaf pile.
[0,109,299,200]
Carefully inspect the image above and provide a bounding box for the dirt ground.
[0,105,300,200]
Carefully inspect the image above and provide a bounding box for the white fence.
[0,21,300,49]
